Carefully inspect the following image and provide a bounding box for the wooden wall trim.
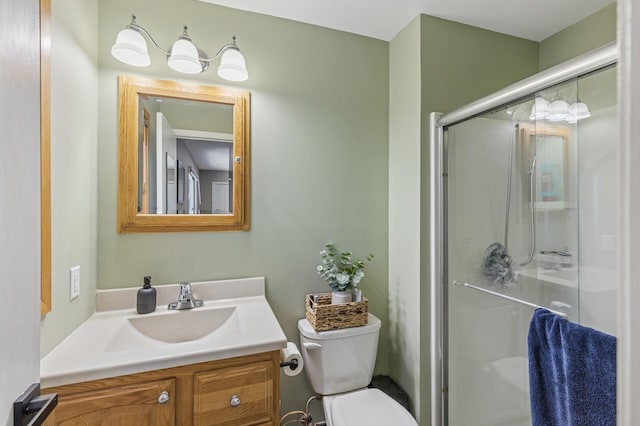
[40,0,51,316]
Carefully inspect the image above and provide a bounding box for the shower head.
[530,156,537,175]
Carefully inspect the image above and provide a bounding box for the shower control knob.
[230,394,241,407]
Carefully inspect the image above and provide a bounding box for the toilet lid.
[330,388,417,426]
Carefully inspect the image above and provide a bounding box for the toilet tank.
[298,313,381,395]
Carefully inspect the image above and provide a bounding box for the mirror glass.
[118,74,250,233]
[138,95,235,215]
[536,135,566,203]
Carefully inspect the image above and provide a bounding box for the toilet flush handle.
[303,342,322,350]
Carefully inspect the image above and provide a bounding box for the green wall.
[388,15,423,419]
[41,0,99,357]
[97,0,389,415]
[539,3,616,70]
[420,15,539,114]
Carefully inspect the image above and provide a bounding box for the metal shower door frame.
[429,43,618,426]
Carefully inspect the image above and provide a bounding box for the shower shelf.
[533,201,577,210]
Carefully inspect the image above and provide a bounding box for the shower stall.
[430,44,618,425]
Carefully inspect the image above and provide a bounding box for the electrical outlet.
[69,265,80,300]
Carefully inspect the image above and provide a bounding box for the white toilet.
[298,313,418,426]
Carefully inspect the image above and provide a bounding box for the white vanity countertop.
[40,277,287,388]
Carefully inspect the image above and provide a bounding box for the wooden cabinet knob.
[158,391,170,404]
[230,394,240,407]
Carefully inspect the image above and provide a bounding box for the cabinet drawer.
[194,360,275,426]
[51,378,175,426]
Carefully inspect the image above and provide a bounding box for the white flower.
[355,270,364,279]
[352,275,361,285]
[316,265,324,272]
[336,273,349,285]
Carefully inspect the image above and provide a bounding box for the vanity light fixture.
[111,15,249,82]
[529,97,591,123]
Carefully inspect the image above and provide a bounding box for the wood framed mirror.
[117,75,250,233]
[519,123,570,210]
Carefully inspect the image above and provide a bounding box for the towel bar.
[452,280,569,318]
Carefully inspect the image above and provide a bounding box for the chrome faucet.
[168,282,204,310]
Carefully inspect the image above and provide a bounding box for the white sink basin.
[128,305,236,343]
[40,277,287,389]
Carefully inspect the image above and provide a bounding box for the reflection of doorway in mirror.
[157,112,178,214]
[140,109,150,213]
[177,161,185,206]
[212,182,230,214]
[188,168,201,214]
[166,153,177,214]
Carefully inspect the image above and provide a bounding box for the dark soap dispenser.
[137,276,156,314]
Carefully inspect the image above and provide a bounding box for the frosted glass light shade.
[548,100,570,122]
[111,28,150,67]
[529,97,550,120]
[567,102,591,123]
[217,48,248,82]
[167,38,202,74]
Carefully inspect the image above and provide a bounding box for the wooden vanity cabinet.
[194,359,275,425]
[43,351,280,426]
[47,378,175,425]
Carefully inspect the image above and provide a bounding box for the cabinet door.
[194,360,275,426]
[52,378,175,426]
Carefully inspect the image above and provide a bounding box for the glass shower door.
[444,81,582,425]
[438,61,618,426]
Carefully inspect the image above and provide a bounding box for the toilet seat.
[325,388,417,426]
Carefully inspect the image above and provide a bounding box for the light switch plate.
[69,265,80,300]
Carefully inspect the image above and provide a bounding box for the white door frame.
[617,1,640,423]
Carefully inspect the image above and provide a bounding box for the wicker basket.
[305,292,369,331]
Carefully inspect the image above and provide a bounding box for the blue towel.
[528,308,616,426]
